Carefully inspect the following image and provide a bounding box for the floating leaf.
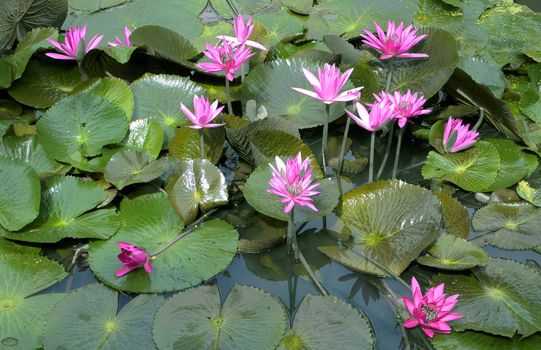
[169,127,225,165]
[74,77,134,120]
[422,141,501,192]
[241,58,352,129]
[278,295,375,350]
[0,253,66,350]
[1,176,120,243]
[211,0,271,19]
[0,157,40,231]
[432,257,541,337]
[89,193,238,293]
[517,180,541,207]
[37,92,129,165]
[319,180,441,276]
[43,283,163,350]
[472,203,541,250]
[123,119,164,160]
[429,120,446,154]
[253,9,304,47]
[165,159,228,224]
[483,138,533,191]
[436,193,470,239]
[153,284,287,350]
[104,150,169,190]
[433,331,541,350]
[131,74,205,143]
[417,234,487,270]
[101,45,137,64]
[243,164,340,223]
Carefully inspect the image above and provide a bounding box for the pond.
[1,0,541,349]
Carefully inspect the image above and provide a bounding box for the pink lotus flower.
[180,95,225,129]
[197,39,254,81]
[372,90,431,128]
[267,152,320,213]
[443,117,479,153]
[108,26,132,47]
[361,21,428,60]
[217,15,267,51]
[115,242,152,277]
[402,277,462,338]
[46,25,103,61]
[291,64,363,104]
[345,100,395,132]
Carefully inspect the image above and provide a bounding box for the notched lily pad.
[169,126,225,165]
[104,150,169,190]
[436,193,471,239]
[417,233,488,270]
[517,180,541,207]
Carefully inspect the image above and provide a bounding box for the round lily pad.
[0,157,40,231]
[211,0,270,19]
[435,193,471,239]
[104,150,169,190]
[433,331,541,350]
[254,9,305,47]
[43,283,163,350]
[89,192,238,293]
[319,180,441,276]
[123,119,164,160]
[517,180,541,207]
[278,295,375,350]
[472,203,541,250]
[417,233,488,270]
[0,253,67,350]
[37,92,129,165]
[169,127,225,165]
[422,141,501,192]
[152,284,288,350]
[483,138,533,191]
[1,176,120,243]
[243,163,340,223]
[241,58,353,129]
[131,74,205,143]
[432,257,541,337]
[74,77,135,120]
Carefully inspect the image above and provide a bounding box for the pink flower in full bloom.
[108,26,132,47]
[197,39,255,81]
[345,100,395,132]
[46,25,103,61]
[402,277,462,338]
[443,117,479,153]
[291,64,363,104]
[115,242,152,277]
[180,95,225,129]
[372,90,431,128]
[361,21,428,60]
[267,152,320,213]
[217,15,267,51]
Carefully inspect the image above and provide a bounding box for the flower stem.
[337,114,351,177]
[392,125,406,179]
[150,208,218,257]
[298,249,329,296]
[287,209,299,261]
[369,131,376,182]
[375,66,395,180]
[241,64,245,84]
[225,78,233,115]
[199,129,205,160]
[473,109,484,130]
[77,59,88,81]
[321,104,330,175]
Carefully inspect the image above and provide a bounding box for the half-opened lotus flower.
[217,15,267,51]
[443,117,479,153]
[361,21,428,60]
[291,63,362,104]
[108,26,132,47]
[268,152,320,213]
[46,25,103,61]
[372,90,431,128]
[116,242,152,277]
[345,100,395,132]
[180,95,225,129]
[197,39,254,81]
[402,277,462,338]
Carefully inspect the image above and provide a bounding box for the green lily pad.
[0,135,69,176]
[37,92,129,165]
[417,233,488,270]
[193,22,234,52]
[433,331,541,350]
[319,180,441,276]
[429,120,446,154]
[69,0,127,12]
[281,0,313,15]
[123,119,164,160]
[211,0,271,19]
[43,283,163,350]
[130,25,198,67]
[1,176,120,243]
[436,193,471,239]
[243,164,339,223]
[483,139,534,191]
[168,127,225,165]
[254,9,305,47]
[0,157,40,231]
[0,237,40,255]
[131,73,205,143]
[432,257,541,337]
[0,253,66,350]
[101,45,137,64]
[0,57,12,89]
[278,295,375,350]
[517,180,541,207]
[89,193,238,293]
[472,203,541,250]
[153,284,287,350]
[104,150,169,190]
[8,59,84,109]
[0,0,67,51]
[165,159,228,225]
[74,77,134,120]
[241,58,353,129]
[422,141,501,192]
